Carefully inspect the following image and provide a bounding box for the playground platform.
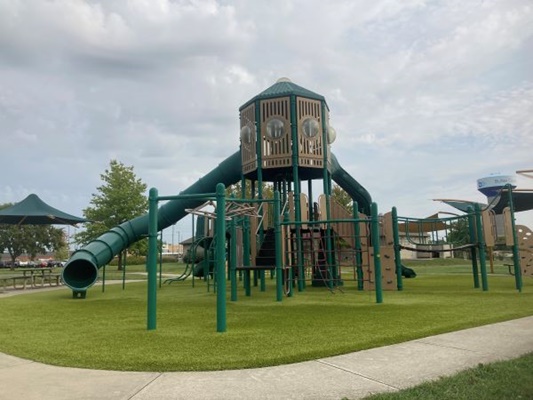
[0,316,532,400]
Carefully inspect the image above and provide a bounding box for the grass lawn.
[96,261,187,281]
[361,352,533,400]
[0,260,531,372]
[402,258,514,276]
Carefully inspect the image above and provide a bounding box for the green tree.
[447,218,470,244]
[447,218,471,258]
[331,184,353,214]
[0,203,67,267]
[225,180,274,199]
[75,160,148,270]
[54,243,70,261]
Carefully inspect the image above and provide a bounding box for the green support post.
[353,202,364,291]
[274,191,283,301]
[392,207,403,291]
[290,95,304,292]
[215,183,227,333]
[324,195,334,289]
[191,216,196,288]
[242,217,250,281]
[507,184,523,292]
[474,203,488,291]
[253,260,259,288]
[122,256,127,290]
[287,268,294,297]
[244,270,251,296]
[243,214,250,292]
[308,179,313,222]
[255,100,264,292]
[260,272,266,291]
[467,207,480,289]
[203,235,210,292]
[243,206,251,297]
[101,264,106,293]
[281,185,293,297]
[254,100,263,204]
[159,230,163,288]
[371,202,383,304]
[147,187,158,331]
[230,217,237,301]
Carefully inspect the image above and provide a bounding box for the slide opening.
[62,260,99,291]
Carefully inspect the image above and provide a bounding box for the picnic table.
[0,274,32,291]
[16,268,62,288]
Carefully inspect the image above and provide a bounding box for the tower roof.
[240,78,327,111]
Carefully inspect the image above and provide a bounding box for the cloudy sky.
[1,0,532,245]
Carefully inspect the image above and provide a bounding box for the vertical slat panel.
[297,97,323,168]
[260,97,291,169]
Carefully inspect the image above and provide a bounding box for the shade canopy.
[490,190,533,214]
[435,190,533,214]
[433,199,487,213]
[0,194,88,225]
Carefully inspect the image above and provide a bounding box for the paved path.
[1,316,532,400]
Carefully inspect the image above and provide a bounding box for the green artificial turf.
[0,267,531,372]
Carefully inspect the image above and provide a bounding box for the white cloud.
[0,0,531,240]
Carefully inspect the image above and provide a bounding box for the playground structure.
[61,79,531,329]
[63,78,377,296]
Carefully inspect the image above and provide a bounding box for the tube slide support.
[371,202,383,304]
[215,184,227,333]
[147,188,158,331]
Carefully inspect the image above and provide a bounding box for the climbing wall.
[365,245,396,291]
[516,225,533,277]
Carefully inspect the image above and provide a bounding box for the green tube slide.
[62,151,243,291]
[329,153,372,215]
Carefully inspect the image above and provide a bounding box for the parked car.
[46,260,65,268]
[2,260,19,268]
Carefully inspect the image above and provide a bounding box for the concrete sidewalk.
[1,316,532,400]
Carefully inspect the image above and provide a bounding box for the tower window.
[266,118,285,139]
[241,125,252,146]
[302,118,320,139]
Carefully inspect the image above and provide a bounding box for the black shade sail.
[435,190,533,215]
[490,190,533,214]
[0,194,88,225]
[433,199,487,213]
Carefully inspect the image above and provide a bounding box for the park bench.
[0,275,32,291]
[504,263,516,275]
[33,273,63,287]
[16,267,62,288]
[48,273,62,286]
